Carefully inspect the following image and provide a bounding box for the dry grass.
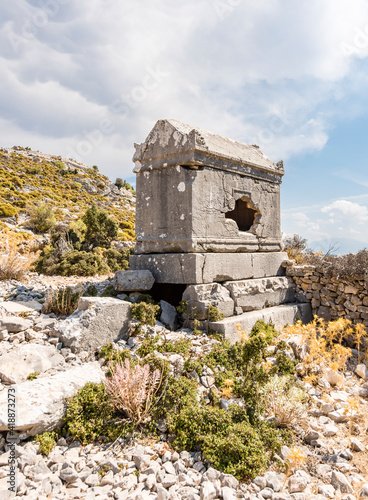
[42,286,82,316]
[0,232,36,280]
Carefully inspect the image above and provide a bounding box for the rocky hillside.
[0,146,135,241]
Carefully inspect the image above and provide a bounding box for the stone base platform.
[129,252,288,284]
[208,303,313,343]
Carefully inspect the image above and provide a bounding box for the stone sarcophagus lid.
[132,119,284,254]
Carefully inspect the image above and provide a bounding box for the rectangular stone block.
[223,277,295,312]
[129,252,288,284]
[209,303,312,344]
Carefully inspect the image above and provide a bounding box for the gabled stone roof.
[132,119,284,179]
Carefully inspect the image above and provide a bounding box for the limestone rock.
[54,297,131,353]
[182,283,234,320]
[0,316,33,333]
[331,471,353,494]
[355,363,368,380]
[0,344,65,384]
[114,270,155,291]
[160,300,178,330]
[0,362,104,436]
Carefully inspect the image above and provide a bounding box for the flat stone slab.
[0,362,104,436]
[130,252,287,284]
[223,276,296,312]
[0,300,42,314]
[0,344,65,385]
[209,303,312,343]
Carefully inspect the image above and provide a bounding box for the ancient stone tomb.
[129,119,311,340]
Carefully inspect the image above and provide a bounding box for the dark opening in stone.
[225,199,258,231]
[150,283,187,307]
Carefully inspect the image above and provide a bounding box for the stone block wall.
[287,265,368,325]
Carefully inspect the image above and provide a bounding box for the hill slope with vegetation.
[0,146,136,278]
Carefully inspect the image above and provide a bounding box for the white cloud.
[0,0,368,180]
[321,200,368,223]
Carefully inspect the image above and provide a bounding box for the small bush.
[130,302,160,335]
[104,247,130,272]
[42,286,82,316]
[35,431,57,455]
[27,203,56,233]
[0,203,18,218]
[208,305,225,322]
[27,372,40,380]
[64,382,129,444]
[82,204,118,249]
[99,284,118,297]
[262,375,306,428]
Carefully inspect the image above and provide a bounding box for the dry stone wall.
[287,265,368,325]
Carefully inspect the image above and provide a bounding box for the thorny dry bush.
[281,317,368,382]
[104,358,162,425]
[0,232,36,280]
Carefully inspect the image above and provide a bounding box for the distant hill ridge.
[0,146,135,241]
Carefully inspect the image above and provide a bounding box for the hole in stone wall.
[225,199,258,232]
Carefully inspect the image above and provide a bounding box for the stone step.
[223,276,296,313]
[209,303,312,343]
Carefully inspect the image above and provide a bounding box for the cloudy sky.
[1,0,368,253]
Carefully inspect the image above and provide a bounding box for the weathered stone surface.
[133,120,284,254]
[330,470,353,494]
[223,276,295,312]
[0,300,41,314]
[0,316,33,333]
[114,270,155,291]
[160,300,178,330]
[209,303,312,343]
[54,297,131,353]
[130,252,287,284]
[182,283,234,320]
[0,344,65,384]
[0,362,104,436]
[355,363,368,380]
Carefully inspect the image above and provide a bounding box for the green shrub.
[84,284,98,297]
[0,203,18,217]
[103,247,130,272]
[99,284,118,297]
[27,372,40,380]
[82,204,118,248]
[130,302,160,335]
[35,249,110,277]
[170,403,284,480]
[35,431,58,455]
[27,203,56,233]
[208,305,225,322]
[64,382,131,444]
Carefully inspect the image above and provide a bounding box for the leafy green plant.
[208,305,225,322]
[27,372,40,380]
[130,302,160,335]
[27,203,56,233]
[64,382,130,444]
[35,431,58,455]
[82,204,118,249]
